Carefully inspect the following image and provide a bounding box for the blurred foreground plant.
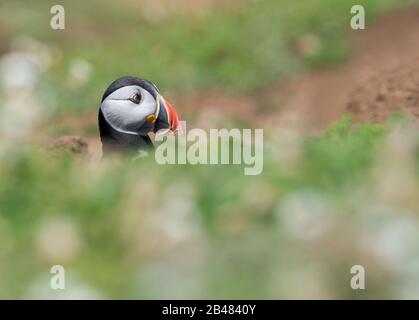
[1,117,419,299]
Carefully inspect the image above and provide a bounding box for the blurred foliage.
[2,118,419,299]
[1,0,417,115]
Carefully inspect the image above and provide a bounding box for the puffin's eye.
[130,93,142,104]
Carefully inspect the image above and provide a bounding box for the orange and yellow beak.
[162,98,180,132]
[151,96,180,134]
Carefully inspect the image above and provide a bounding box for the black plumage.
[99,76,176,157]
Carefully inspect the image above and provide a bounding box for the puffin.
[98,76,180,156]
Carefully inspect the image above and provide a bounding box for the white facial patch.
[101,85,157,135]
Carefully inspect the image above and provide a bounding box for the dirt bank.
[264,7,419,132]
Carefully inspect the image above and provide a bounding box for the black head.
[101,76,160,103]
[99,76,158,156]
[98,76,180,157]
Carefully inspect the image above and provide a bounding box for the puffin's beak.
[162,98,180,132]
[153,95,180,134]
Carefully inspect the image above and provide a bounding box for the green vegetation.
[1,0,416,115]
[2,117,419,299]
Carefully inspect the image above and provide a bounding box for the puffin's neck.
[98,110,154,156]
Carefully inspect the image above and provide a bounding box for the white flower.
[68,58,92,86]
[0,52,40,90]
[36,217,82,264]
[277,190,335,241]
[356,206,419,270]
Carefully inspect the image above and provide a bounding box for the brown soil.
[51,6,419,156]
[48,136,90,158]
[263,7,419,132]
[347,60,419,122]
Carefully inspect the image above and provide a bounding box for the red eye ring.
[130,93,141,104]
